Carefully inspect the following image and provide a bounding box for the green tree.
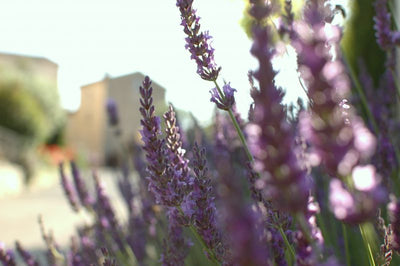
[0,65,66,145]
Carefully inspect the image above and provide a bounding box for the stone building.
[65,72,166,165]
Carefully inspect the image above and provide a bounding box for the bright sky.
[0,0,306,123]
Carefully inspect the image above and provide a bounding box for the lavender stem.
[212,80,254,162]
[359,224,376,266]
[278,224,295,260]
[389,68,400,101]
[342,223,351,266]
[388,0,399,30]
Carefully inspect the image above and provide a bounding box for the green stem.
[388,0,399,30]
[177,207,220,265]
[359,224,376,266]
[342,223,351,266]
[213,80,254,163]
[390,69,400,100]
[277,223,296,260]
[227,109,254,161]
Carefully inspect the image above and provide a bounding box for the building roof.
[81,72,166,91]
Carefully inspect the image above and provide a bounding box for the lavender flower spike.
[139,76,181,206]
[15,241,39,266]
[161,209,190,266]
[59,162,80,212]
[93,171,124,250]
[374,0,397,50]
[296,1,377,177]
[189,143,227,262]
[0,243,16,266]
[70,161,93,209]
[176,0,221,81]
[214,130,269,265]
[210,83,236,111]
[294,1,387,223]
[106,98,119,126]
[247,0,310,212]
[388,195,400,253]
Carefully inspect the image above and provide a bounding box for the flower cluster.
[176,0,221,81]
[374,0,400,50]
[295,0,385,223]
[188,143,226,261]
[247,0,310,213]
[209,83,236,111]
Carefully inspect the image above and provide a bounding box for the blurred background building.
[65,72,166,165]
[0,50,168,183]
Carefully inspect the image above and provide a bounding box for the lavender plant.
[3,0,400,265]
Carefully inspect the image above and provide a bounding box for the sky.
[0,0,307,124]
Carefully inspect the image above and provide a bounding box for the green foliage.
[0,64,66,145]
[0,85,48,142]
[341,0,386,86]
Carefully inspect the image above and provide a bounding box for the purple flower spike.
[374,0,395,50]
[176,0,221,81]
[247,0,310,213]
[209,83,236,111]
[189,143,227,262]
[15,241,39,266]
[0,243,16,266]
[388,195,400,252]
[59,162,80,212]
[139,76,165,185]
[279,0,295,38]
[215,128,269,265]
[296,2,378,176]
[140,77,184,206]
[70,161,93,209]
[163,105,192,204]
[160,208,190,266]
[101,247,117,266]
[106,99,119,126]
[93,171,125,250]
[164,105,188,171]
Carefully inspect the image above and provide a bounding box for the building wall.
[66,72,166,165]
[65,80,108,164]
[104,73,166,162]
